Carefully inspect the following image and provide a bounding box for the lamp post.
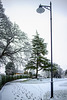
[36,2,53,98]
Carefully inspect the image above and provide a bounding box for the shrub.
[1,75,6,85]
[0,74,30,90]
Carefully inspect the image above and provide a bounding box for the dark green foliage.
[5,62,16,75]
[29,72,33,78]
[25,31,51,78]
[53,70,60,78]
[0,81,2,89]
[1,75,6,85]
[65,70,67,75]
[13,75,17,80]
[0,74,30,90]
[24,71,28,74]
[32,32,48,56]
[6,75,10,82]
[6,75,13,82]
[53,65,62,78]
[17,75,21,79]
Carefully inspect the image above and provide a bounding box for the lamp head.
[36,4,45,14]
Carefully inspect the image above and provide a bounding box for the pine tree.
[25,31,51,78]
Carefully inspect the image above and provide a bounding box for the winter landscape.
[0,78,67,100]
[0,0,67,100]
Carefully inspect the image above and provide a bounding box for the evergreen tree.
[65,69,67,76]
[0,1,31,66]
[5,62,15,75]
[25,31,51,78]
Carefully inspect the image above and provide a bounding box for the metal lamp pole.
[36,2,53,98]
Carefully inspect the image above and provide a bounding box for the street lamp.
[36,2,53,98]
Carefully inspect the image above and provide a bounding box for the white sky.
[1,0,67,70]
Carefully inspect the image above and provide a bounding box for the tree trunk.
[36,54,38,78]
[36,68,38,78]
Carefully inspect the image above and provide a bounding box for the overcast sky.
[1,0,67,70]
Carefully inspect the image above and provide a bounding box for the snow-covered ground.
[0,78,67,100]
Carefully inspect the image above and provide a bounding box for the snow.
[0,78,67,100]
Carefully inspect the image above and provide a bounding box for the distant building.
[15,70,24,75]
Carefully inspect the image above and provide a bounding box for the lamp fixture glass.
[36,6,45,14]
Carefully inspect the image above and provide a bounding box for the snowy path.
[0,78,67,100]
